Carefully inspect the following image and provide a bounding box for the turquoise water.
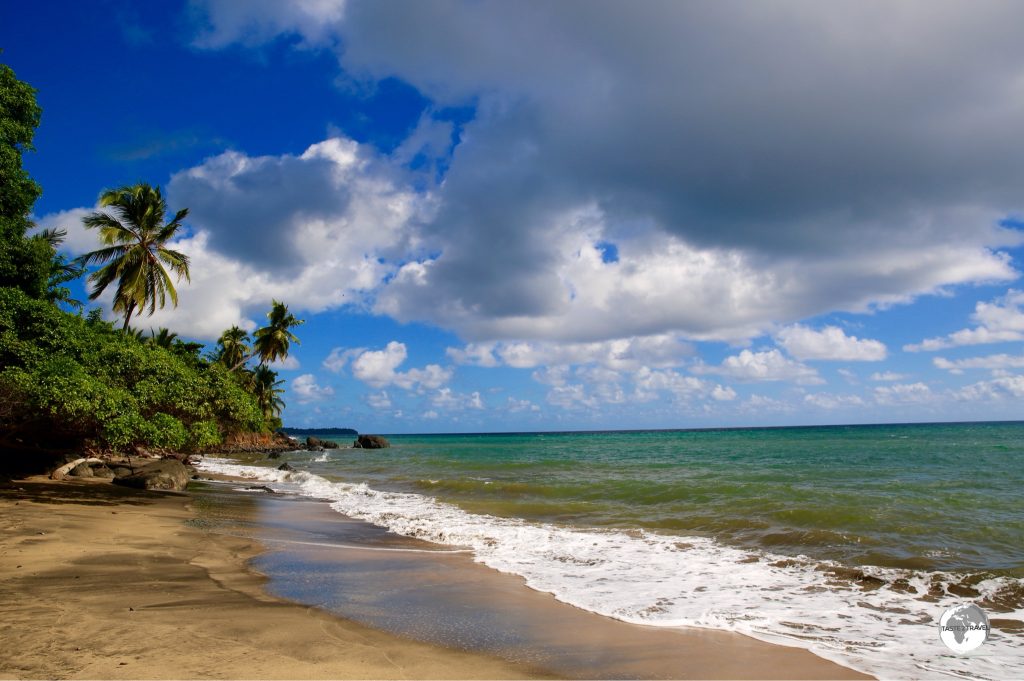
[300,422,1024,576]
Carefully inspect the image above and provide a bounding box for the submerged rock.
[113,460,190,492]
[277,462,295,472]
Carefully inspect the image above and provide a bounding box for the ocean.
[198,422,1024,679]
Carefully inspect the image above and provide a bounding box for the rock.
[267,452,282,459]
[69,463,94,477]
[277,462,295,472]
[355,434,390,449]
[113,460,190,492]
[111,466,134,478]
[90,464,116,479]
[246,485,277,494]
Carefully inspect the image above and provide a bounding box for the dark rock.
[90,464,116,479]
[113,460,190,492]
[277,462,295,472]
[112,466,134,478]
[69,463,94,477]
[352,440,362,449]
[246,485,277,494]
[322,439,340,449]
[355,434,390,449]
[267,452,282,459]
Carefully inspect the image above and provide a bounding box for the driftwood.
[50,457,103,481]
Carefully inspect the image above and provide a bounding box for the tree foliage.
[0,63,52,298]
[0,287,265,454]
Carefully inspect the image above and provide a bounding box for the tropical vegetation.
[0,63,301,467]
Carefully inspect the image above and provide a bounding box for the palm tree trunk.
[122,301,137,332]
[229,353,253,372]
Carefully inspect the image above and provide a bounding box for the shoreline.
[0,475,870,680]
[0,477,550,680]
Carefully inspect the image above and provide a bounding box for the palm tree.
[148,327,178,348]
[36,228,85,310]
[249,365,286,420]
[78,184,190,331]
[231,300,304,370]
[216,326,250,369]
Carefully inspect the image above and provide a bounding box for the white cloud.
[366,390,391,409]
[323,347,366,373]
[350,341,452,391]
[291,373,334,402]
[507,397,541,413]
[55,136,435,340]
[870,371,908,382]
[429,388,485,411]
[934,353,1024,374]
[953,375,1024,401]
[693,349,823,385]
[191,0,346,49]
[422,410,439,419]
[776,325,886,361]
[873,382,932,405]
[448,334,692,370]
[905,290,1024,351]
[803,393,865,410]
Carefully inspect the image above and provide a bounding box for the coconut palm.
[78,184,190,331]
[231,300,304,370]
[36,227,85,310]
[148,327,178,348]
[216,326,250,369]
[250,365,286,420]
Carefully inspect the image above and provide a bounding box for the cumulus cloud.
[803,393,865,410]
[190,0,346,49]
[870,371,908,382]
[507,397,541,413]
[447,334,692,370]
[429,388,485,411]
[934,353,1024,374]
[193,0,1024,344]
[366,390,391,409]
[776,325,886,361]
[873,382,932,405]
[953,374,1024,401]
[693,349,823,385]
[905,290,1024,351]
[350,341,452,390]
[291,373,334,402]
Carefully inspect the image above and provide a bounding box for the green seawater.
[296,422,1024,575]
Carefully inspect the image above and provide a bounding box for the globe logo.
[938,603,990,653]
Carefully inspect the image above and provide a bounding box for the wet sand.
[0,477,548,680]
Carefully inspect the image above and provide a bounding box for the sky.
[5,0,1024,432]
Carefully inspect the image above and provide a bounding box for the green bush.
[0,287,268,452]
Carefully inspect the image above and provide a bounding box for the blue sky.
[6,1,1024,432]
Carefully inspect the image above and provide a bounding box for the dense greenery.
[0,287,264,452]
[0,63,298,461]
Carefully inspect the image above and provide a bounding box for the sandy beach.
[0,476,870,680]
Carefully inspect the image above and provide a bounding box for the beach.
[0,475,868,680]
[0,477,544,680]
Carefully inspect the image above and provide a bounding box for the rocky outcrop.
[305,437,340,450]
[277,462,295,472]
[112,460,190,492]
[353,434,390,449]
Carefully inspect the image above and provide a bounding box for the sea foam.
[197,457,1024,679]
